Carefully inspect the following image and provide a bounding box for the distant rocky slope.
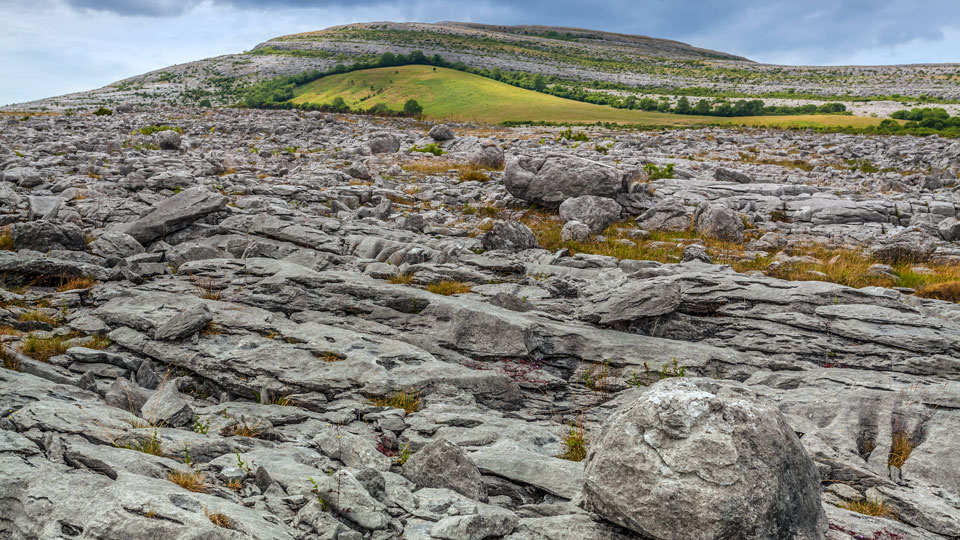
[1,107,960,539]
[6,21,960,112]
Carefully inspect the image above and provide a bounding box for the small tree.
[403,99,423,117]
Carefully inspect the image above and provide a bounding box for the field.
[290,65,886,128]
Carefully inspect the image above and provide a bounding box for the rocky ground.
[1,107,959,539]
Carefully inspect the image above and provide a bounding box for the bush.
[93,107,112,116]
[643,163,675,180]
[403,99,423,116]
[411,143,445,156]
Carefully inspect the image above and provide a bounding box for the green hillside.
[289,65,885,128]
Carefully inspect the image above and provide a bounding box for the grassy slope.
[290,65,884,128]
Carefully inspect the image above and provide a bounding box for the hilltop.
[6,21,960,113]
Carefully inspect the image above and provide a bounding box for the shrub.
[411,143,445,156]
[136,125,182,136]
[403,99,423,116]
[556,128,588,142]
[643,163,675,180]
[93,107,112,116]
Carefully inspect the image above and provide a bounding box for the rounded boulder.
[581,378,827,540]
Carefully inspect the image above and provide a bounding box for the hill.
[289,65,885,129]
[5,21,960,112]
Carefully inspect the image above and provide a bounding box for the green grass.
[290,65,886,128]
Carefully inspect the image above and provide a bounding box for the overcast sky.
[2,0,958,106]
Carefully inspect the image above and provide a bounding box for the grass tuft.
[425,281,471,296]
[0,228,13,251]
[888,431,915,469]
[839,497,896,519]
[388,273,415,285]
[82,334,112,350]
[21,333,72,362]
[57,276,96,292]
[372,390,422,414]
[168,469,208,493]
[559,421,588,462]
[206,510,230,528]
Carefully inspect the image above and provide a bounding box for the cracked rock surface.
[1,108,959,539]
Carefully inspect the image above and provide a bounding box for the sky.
[1,0,958,105]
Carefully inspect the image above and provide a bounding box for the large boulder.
[559,196,623,234]
[88,232,145,259]
[428,124,455,141]
[635,197,692,232]
[693,202,745,242]
[404,439,487,501]
[367,132,400,154]
[471,142,505,170]
[714,167,753,184]
[872,228,937,263]
[155,129,181,151]
[10,221,86,251]
[581,378,827,540]
[937,217,960,241]
[504,154,626,208]
[480,221,540,252]
[122,188,226,244]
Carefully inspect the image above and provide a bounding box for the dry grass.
[199,322,221,336]
[190,274,226,300]
[0,228,13,251]
[388,273,415,285]
[915,281,960,303]
[559,421,588,462]
[82,334,112,350]
[168,469,208,493]
[888,431,915,469]
[521,210,960,293]
[205,510,230,528]
[232,421,263,438]
[1,346,22,372]
[839,497,896,519]
[372,390,422,414]
[21,333,71,362]
[737,152,814,171]
[18,309,57,326]
[57,275,96,292]
[317,351,345,362]
[226,479,243,492]
[425,281,472,296]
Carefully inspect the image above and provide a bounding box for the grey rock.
[140,381,194,427]
[122,187,226,244]
[504,154,626,207]
[104,377,153,412]
[635,198,691,231]
[470,442,582,499]
[581,378,827,540]
[481,221,540,252]
[682,244,711,263]
[873,229,937,263]
[404,439,487,501]
[428,124,455,141]
[937,216,960,241]
[559,196,622,234]
[156,129,182,150]
[471,141,505,170]
[693,202,745,242]
[88,232,145,259]
[367,132,400,154]
[153,304,212,341]
[10,220,86,251]
[714,167,753,183]
[561,220,591,242]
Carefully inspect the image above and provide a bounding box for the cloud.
[62,0,203,16]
